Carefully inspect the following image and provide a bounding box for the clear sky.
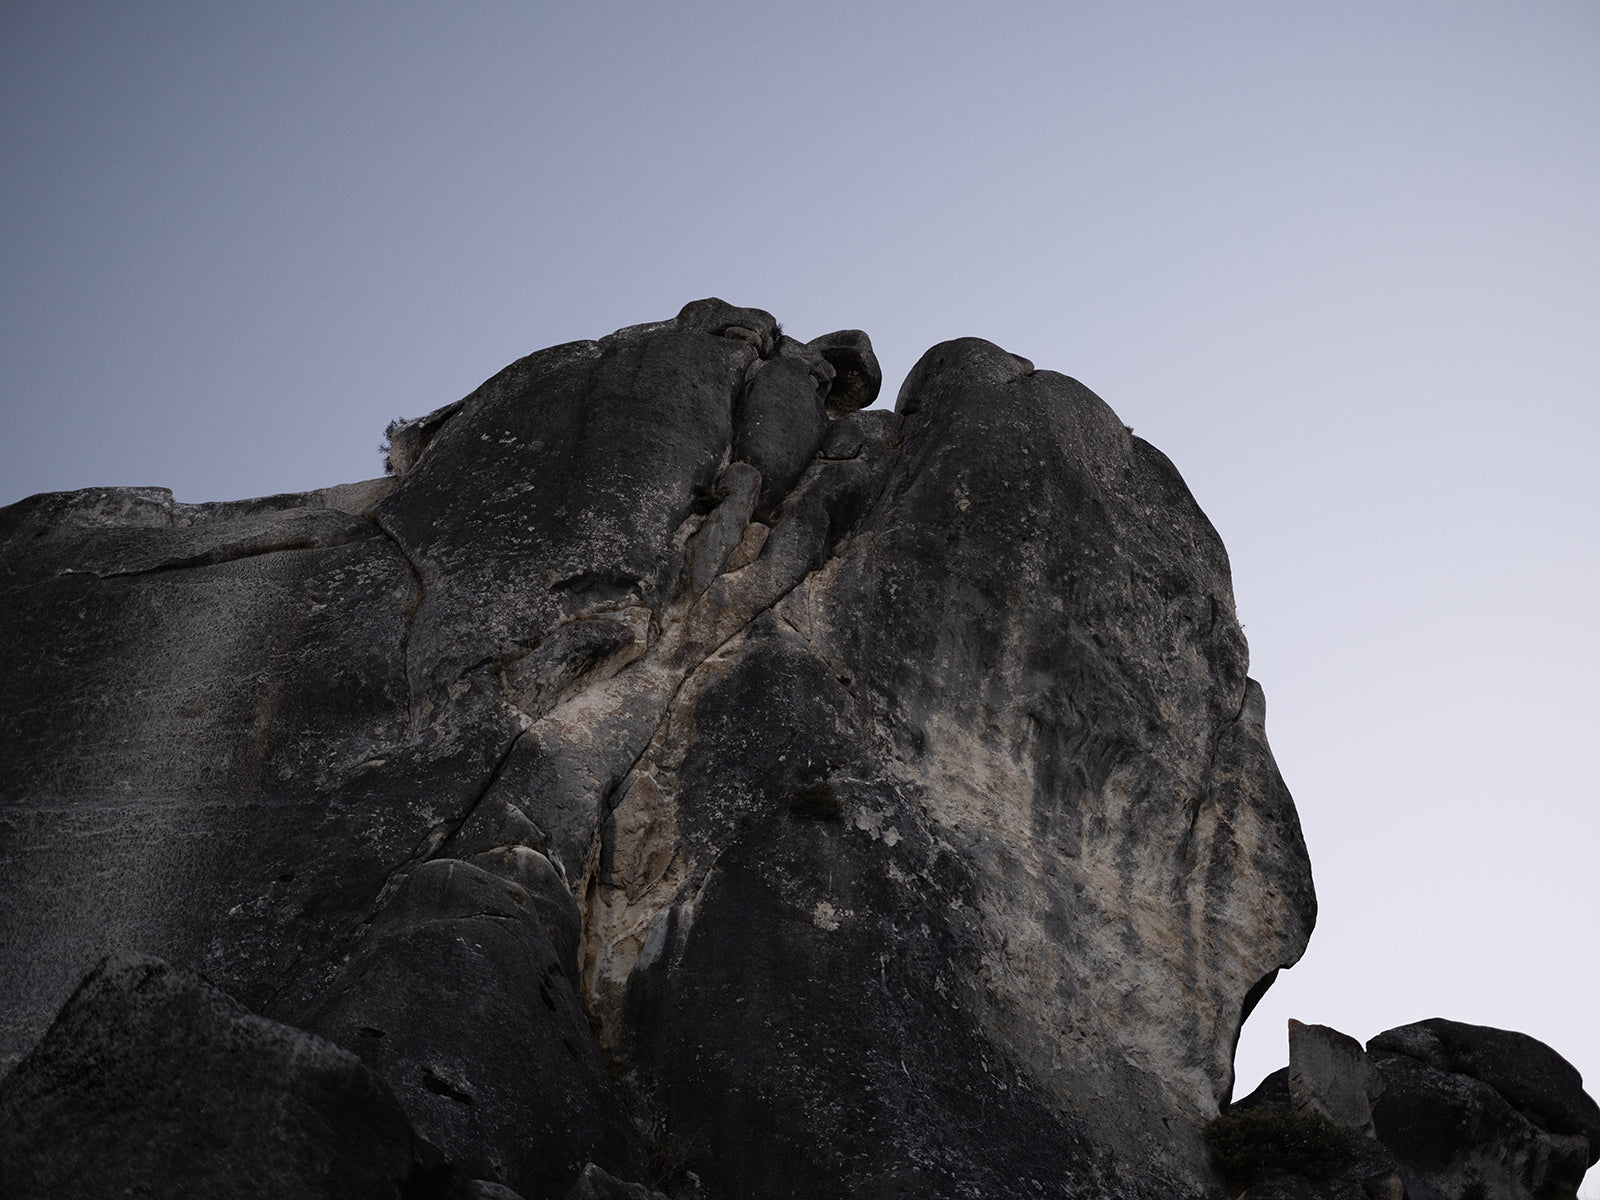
[4,0,1597,1134]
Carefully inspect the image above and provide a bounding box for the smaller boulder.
[301,858,652,1200]
[1368,1018,1600,1162]
[1289,1020,1378,1137]
[385,399,466,477]
[674,298,779,356]
[806,328,881,413]
[0,953,433,1200]
[1368,1048,1591,1200]
[735,352,829,520]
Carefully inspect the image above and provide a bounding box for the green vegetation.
[647,1125,696,1197]
[1203,1105,1353,1182]
[379,417,405,475]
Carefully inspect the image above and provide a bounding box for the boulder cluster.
[1221,1019,1599,1200]
[0,301,1590,1199]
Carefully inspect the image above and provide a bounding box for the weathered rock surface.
[588,331,1318,1193]
[1227,1018,1597,1200]
[1368,1018,1600,1158]
[295,855,652,1198]
[1368,1019,1598,1200]
[1,299,1325,1197]
[0,953,443,1199]
[1289,1021,1379,1137]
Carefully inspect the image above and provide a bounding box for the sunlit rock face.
[0,300,1315,1199]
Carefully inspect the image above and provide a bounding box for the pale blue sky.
[4,1,1597,1121]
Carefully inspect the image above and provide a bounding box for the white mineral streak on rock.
[812,901,842,931]
[570,428,898,1051]
[581,760,688,1042]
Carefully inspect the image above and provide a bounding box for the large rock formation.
[2,299,1321,1197]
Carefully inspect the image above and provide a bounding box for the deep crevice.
[599,418,905,823]
[366,512,426,736]
[65,529,375,579]
[422,1066,476,1106]
[345,726,524,950]
[425,729,528,867]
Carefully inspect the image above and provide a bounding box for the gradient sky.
[4,0,1597,1138]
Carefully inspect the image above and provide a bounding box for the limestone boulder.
[1289,1021,1379,1136]
[585,334,1317,1192]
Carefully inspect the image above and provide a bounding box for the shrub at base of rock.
[1204,1105,1355,1185]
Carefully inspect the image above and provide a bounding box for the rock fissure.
[59,533,367,579]
[435,728,531,857]
[367,509,427,735]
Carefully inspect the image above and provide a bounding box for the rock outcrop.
[1225,1019,1599,1200]
[1,298,1559,1198]
[0,954,441,1199]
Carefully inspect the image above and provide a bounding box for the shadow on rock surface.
[0,954,450,1200]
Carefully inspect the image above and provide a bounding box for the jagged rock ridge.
[0,298,1536,1198]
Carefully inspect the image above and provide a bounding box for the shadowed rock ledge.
[1,298,1338,1197]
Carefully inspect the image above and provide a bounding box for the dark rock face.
[586,332,1318,1192]
[1289,1021,1379,1137]
[1368,1019,1598,1200]
[296,856,651,1198]
[0,475,438,1057]
[1228,1018,1597,1200]
[1368,1018,1600,1159]
[0,954,434,1199]
[1,300,1324,1197]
